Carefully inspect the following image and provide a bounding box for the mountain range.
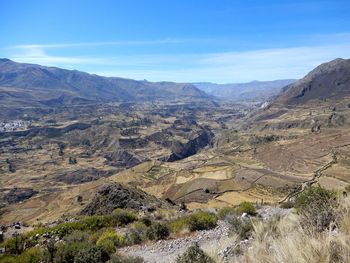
[193,79,296,102]
[0,58,210,108]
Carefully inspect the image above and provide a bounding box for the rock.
[81,182,172,215]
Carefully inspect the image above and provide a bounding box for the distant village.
[0,120,31,132]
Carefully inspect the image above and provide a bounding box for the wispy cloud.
[11,38,210,50]
[6,38,350,83]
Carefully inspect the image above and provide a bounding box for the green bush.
[229,217,253,240]
[169,211,218,233]
[96,230,126,253]
[235,202,257,215]
[112,209,138,226]
[169,217,188,233]
[186,211,218,231]
[54,242,92,263]
[294,186,339,232]
[175,243,214,263]
[73,245,110,263]
[146,223,170,240]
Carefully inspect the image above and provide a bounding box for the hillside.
[275,58,350,106]
[0,59,210,108]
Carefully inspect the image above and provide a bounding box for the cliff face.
[166,129,214,162]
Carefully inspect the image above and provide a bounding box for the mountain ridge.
[0,58,210,108]
[274,58,350,106]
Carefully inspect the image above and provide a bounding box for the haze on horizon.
[1,0,350,83]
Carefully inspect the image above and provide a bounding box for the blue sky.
[1,0,350,83]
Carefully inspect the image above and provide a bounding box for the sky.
[1,0,350,83]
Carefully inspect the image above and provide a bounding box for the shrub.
[108,254,144,263]
[169,212,218,233]
[169,217,189,234]
[146,223,170,241]
[63,230,90,244]
[54,242,92,263]
[294,186,339,232]
[140,217,152,227]
[236,202,257,215]
[15,247,42,263]
[175,243,215,263]
[96,230,126,253]
[229,217,254,240]
[82,216,110,231]
[73,245,110,263]
[186,211,218,231]
[111,209,138,226]
[126,222,147,245]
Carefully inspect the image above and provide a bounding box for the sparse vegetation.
[294,186,339,232]
[229,217,254,240]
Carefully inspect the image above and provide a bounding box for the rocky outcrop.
[81,183,171,215]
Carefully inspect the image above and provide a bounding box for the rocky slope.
[275,58,350,106]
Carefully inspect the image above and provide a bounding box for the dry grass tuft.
[232,196,350,263]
